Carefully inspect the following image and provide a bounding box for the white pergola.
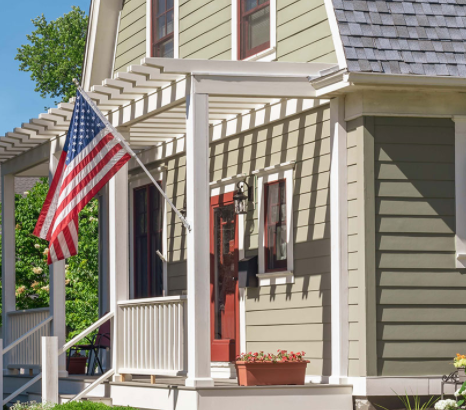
[1,58,338,387]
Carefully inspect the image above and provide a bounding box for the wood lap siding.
[243,106,332,377]
[114,0,147,74]
[374,117,459,376]
[179,0,232,60]
[277,0,337,63]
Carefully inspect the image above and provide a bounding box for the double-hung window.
[239,0,271,59]
[152,0,174,58]
[264,179,287,271]
[133,184,164,298]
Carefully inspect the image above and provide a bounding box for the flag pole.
[72,79,191,232]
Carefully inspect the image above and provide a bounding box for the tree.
[15,6,88,105]
[1,179,99,339]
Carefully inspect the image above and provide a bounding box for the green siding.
[373,117,458,376]
[179,0,231,59]
[277,0,337,63]
[243,105,332,377]
[114,0,146,75]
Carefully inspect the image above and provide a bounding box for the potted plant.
[67,350,87,375]
[235,350,309,386]
[454,354,466,382]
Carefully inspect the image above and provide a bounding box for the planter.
[458,367,466,382]
[68,356,87,374]
[235,361,308,386]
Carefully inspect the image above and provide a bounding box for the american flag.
[34,89,131,264]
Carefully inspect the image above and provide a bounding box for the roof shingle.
[332,0,466,76]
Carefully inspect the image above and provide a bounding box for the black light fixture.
[234,181,249,215]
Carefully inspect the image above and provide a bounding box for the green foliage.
[10,402,138,410]
[376,390,439,410]
[53,402,138,410]
[0,179,99,339]
[11,401,53,410]
[15,6,88,106]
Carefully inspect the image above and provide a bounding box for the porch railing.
[6,308,51,370]
[117,296,187,376]
[1,310,52,406]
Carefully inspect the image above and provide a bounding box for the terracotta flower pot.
[235,361,308,386]
[68,356,87,374]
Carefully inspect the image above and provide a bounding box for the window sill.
[243,47,277,62]
[257,271,294,286]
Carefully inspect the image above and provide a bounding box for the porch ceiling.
[0,58,337,163]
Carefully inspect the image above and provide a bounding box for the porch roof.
[0,58,337,170]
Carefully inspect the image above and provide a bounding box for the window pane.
[159,38,174,58]
[157,0,166,15]
[167,9,174,35]
[276,225,287,261]
[265,180,287,271]
[157,15,166,39]
[167,0,174,10]
[247,6,270,51]
[245,0,257,12]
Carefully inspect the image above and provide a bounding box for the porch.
[0,57,353,409]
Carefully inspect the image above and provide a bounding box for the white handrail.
[117,295,187,307]
[70,369,115,402]
[2,373,42,406]
[3,316,52,355]
[61,311,114,354]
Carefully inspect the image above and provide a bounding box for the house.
[2,0,466,409]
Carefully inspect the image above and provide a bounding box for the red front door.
[210,193,240,362]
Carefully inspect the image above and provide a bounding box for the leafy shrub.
[10,402,138,410]
[0,178,99,339]
[53,402,138,410]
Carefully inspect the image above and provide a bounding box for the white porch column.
[454,117,466,268]
[109,163,129,380]
[329,96,349,382]
[185,88,214,387]
[49,142,67,376]
[1,173,15,353]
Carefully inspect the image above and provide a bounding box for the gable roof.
[332,0,466,76]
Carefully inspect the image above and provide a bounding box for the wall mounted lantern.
[234,181,250,215]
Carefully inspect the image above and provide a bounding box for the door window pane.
[214,205,236,340]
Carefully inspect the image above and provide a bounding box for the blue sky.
[0,1,91,136]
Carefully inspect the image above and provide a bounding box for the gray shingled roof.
[332,0,466,76]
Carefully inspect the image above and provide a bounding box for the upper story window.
[152,0,174,58]
[239,0,271,60]
[264,179,287,272]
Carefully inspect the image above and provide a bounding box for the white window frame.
[231,0,277,62]
[128,168,168,298]
[253,161,294,286]
[146,0,180,58]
